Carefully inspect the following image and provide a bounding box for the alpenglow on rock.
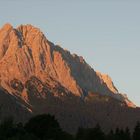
[0,23,139,133]
[0,23,134,106]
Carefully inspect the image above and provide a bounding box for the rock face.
[0,23,139,133]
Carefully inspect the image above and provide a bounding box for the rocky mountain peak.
[0,23,13,60]
[0,23,13,31]
[0,23,139,134]
[0,23,136,108]
[17,24,45,47]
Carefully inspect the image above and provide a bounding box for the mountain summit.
[0,23,134,106]
[0,23,139,133]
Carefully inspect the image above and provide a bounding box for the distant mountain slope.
[0,23,139,133]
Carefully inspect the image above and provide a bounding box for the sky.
[0,0,140,106]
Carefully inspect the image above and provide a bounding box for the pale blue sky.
[0,0,140,106]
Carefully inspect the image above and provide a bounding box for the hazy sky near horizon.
[0,0,140,106]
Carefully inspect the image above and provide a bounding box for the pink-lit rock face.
[0,23,138,133]
[0,23,135,107]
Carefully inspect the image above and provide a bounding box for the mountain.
[0,23,139,133]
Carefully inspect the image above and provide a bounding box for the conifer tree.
[133,122,140,140]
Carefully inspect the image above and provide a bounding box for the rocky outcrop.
[96,71,118,93]
[10,79,24,92]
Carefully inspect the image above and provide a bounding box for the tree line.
[0,114,140,140]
